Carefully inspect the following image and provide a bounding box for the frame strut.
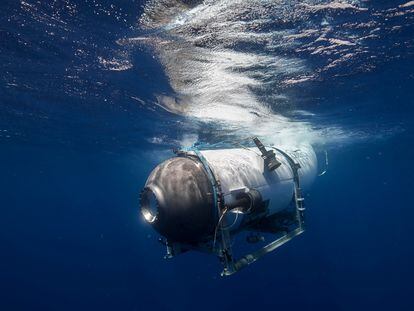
[172,143,306,276]
[228,227,304,274]
[223,146,306,276]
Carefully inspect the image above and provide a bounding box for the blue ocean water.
[1,0,414,310]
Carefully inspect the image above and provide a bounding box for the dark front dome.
[140,156,217,243]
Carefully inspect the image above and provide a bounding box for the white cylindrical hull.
[197,144,317,228]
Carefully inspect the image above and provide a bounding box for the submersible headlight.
[140,187,159,223]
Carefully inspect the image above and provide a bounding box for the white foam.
[135,0,394,147]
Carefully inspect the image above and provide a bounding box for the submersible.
[140,138,317,275]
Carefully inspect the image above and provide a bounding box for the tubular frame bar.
[221,146,306,276]
[174,143,306,276]
[223,227,304,275]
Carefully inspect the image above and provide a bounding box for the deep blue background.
[1,1,414,310]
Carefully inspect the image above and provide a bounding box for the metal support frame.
[272,147,305,230]
[167,143,306,276]
[223,146,306,275]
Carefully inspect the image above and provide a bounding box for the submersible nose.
[139,156,217,243]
